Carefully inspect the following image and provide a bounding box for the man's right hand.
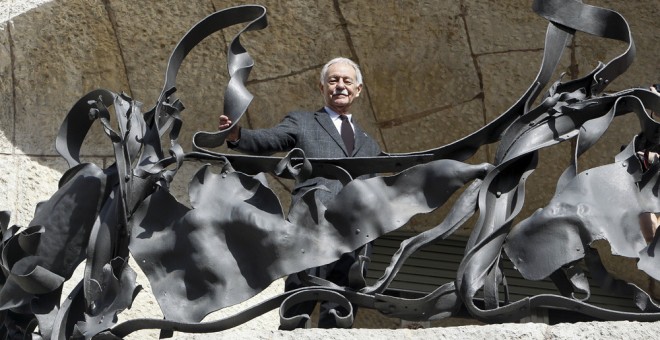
[218,115,240,142]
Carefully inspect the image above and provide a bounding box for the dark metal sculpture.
[0,0,659,338]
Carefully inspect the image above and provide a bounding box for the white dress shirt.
[324,106,354,134]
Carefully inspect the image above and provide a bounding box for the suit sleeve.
[229,113,299,155]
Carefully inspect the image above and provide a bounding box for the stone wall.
[175,320,660,339]
[1,0,657,228]
[1,0,659,338]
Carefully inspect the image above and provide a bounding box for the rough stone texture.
[0,155,18,219]
[342,1,481,128]
[0,22,12,154]
[172,320,660,339]
[106,0,231,153]
[212,0,352,81]
[1,0,51,22]
[380,98,487,158]
[1,0,659,337]
[464,0,548,54]
[10,0,128,156]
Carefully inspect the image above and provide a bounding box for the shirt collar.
[324,106,352,122]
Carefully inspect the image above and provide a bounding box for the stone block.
[463,0,548,54]
[380,98,487,160]
[11,0,129,156]
[1,0,53,22]
[0,23,13,154]
[0,2,8,23]
[546,321,660,340]
[340,0,480,123]
[211,0,352,81]
[106,0,227,153]
[0,155,18,220]
[171,320,660,339]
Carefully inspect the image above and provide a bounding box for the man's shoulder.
[286,109,323,117]
[284,110,325,123]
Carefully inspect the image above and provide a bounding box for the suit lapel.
[352,122,368,156]
[315,109,349,156]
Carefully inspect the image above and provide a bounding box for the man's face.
[320,63,362,114]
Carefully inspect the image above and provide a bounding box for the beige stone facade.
[0,0,658,337]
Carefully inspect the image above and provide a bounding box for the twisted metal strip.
[452,0,659,322]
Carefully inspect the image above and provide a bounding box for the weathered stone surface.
[0,154,18,218]
[380,98,486,158]
[545,321,660,339]
[464,0,548,54]
[14,156,67,224]
[342,0,481,124]
[173,320,660,339]
[211,0,352,81]
[0,22,13,154]
[10,0,128,156]
[0,0,49,22]
[106,0,227,153]
[0,1,8,23]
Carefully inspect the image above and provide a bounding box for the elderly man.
[218,57,382,328]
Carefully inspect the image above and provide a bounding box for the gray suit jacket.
[230,109,382,204]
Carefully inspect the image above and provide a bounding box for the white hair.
[320,57,363,86]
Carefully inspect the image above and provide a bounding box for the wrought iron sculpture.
[0,0,659,338]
